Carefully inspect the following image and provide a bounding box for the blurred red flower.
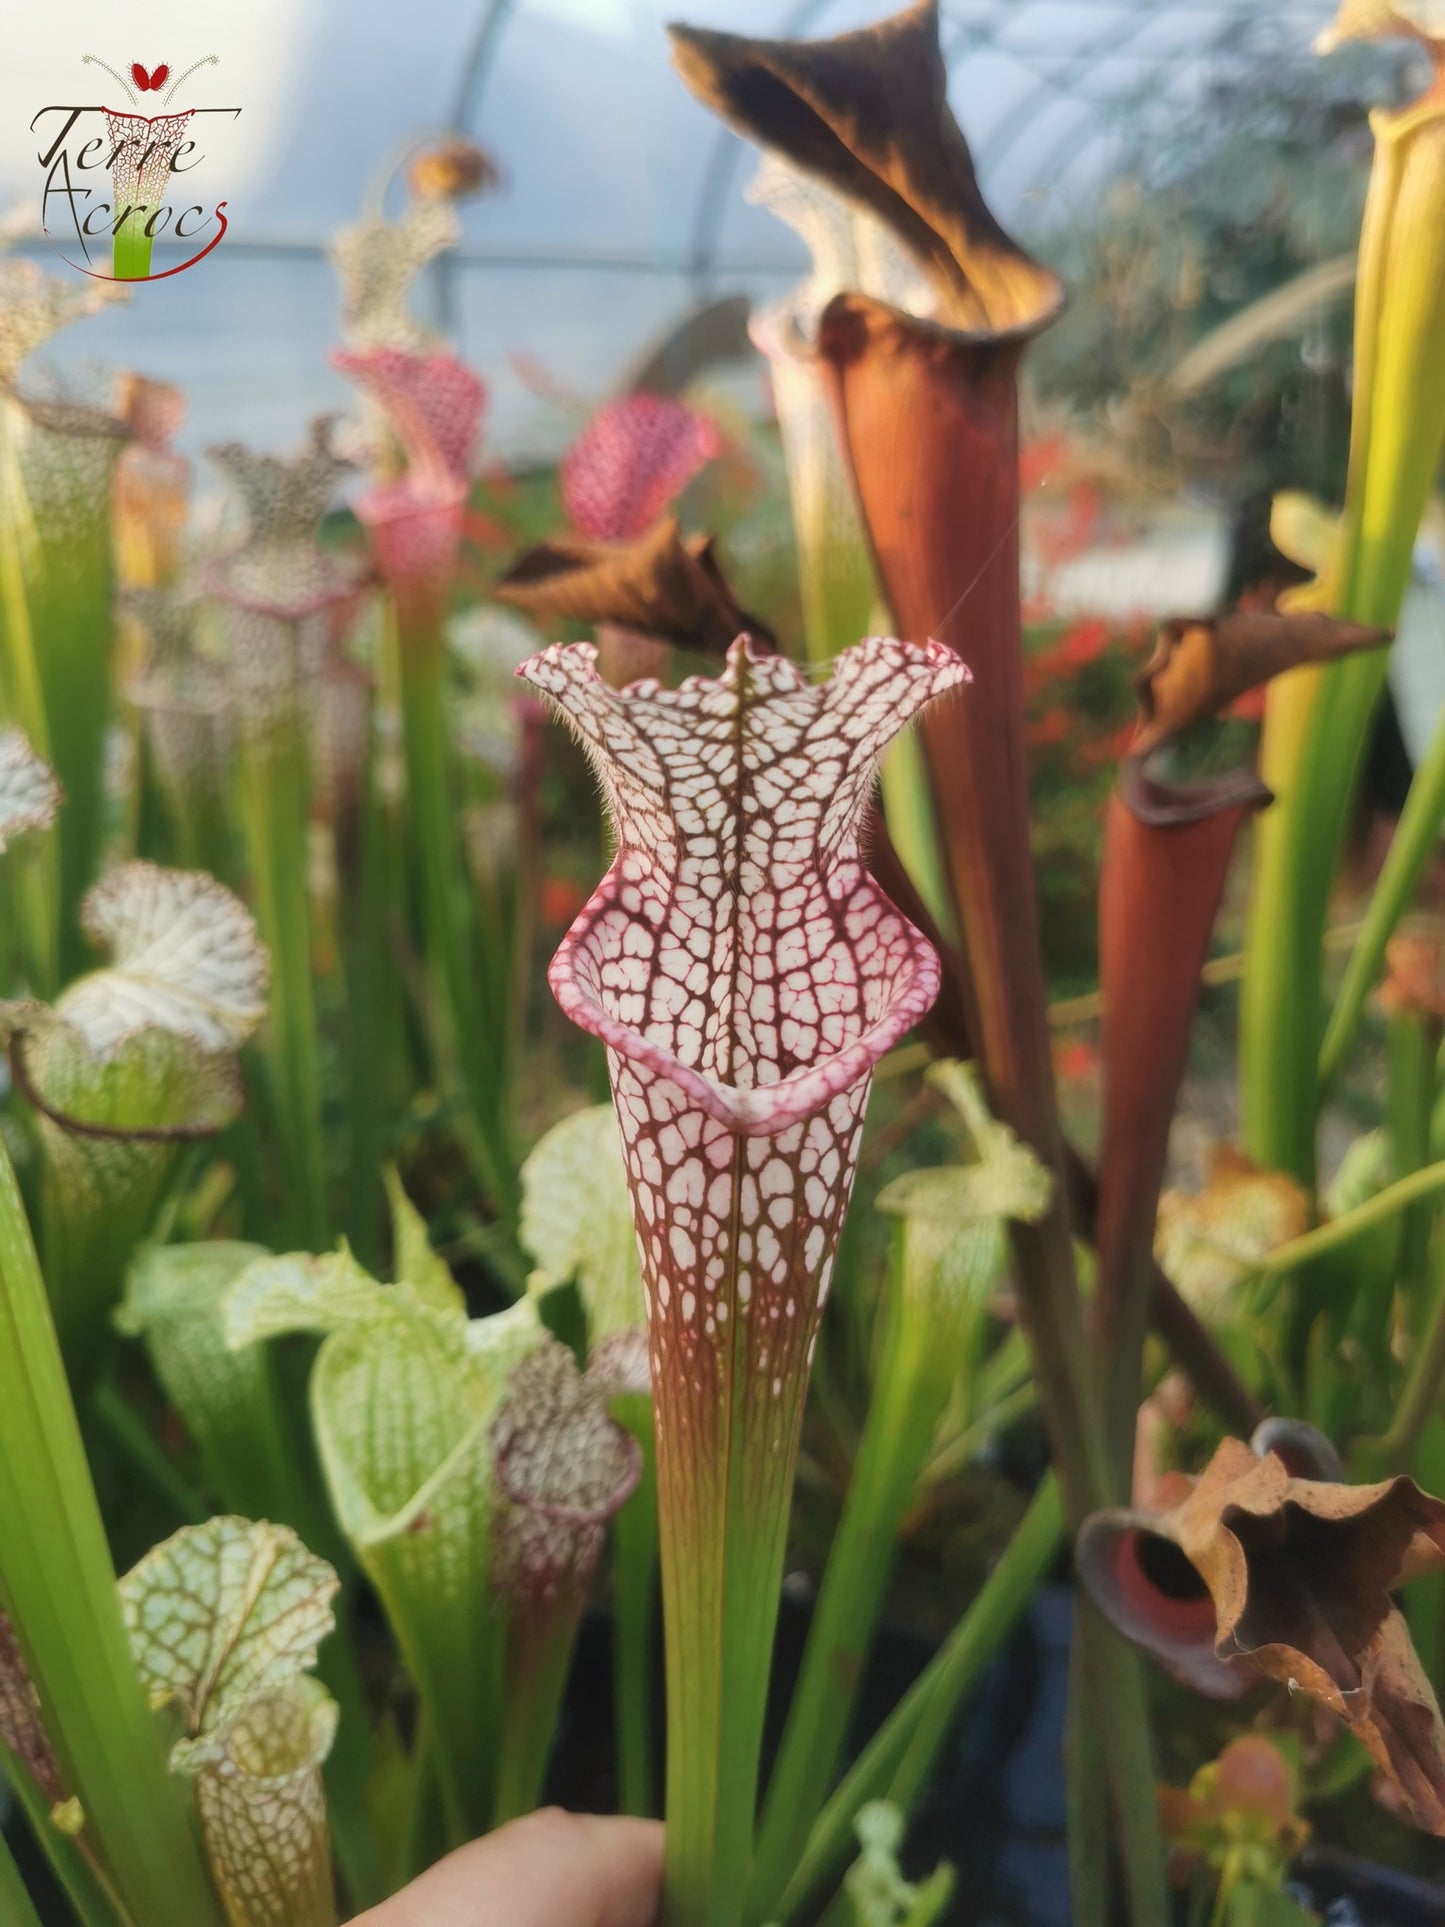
[561,394,722,542]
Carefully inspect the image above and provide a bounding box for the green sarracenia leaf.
[18,1012,243,1140]
[518,1114,655,1818]
[224,1245,542,1842]
[521,1103,644,1341]
[876,1062,1051,1324]
[6,862,267,1380]
[1221,1888,1320,1927]
[117,1242,294,1515]
[1326,1127,1392,1219]
[0,264,128,983]
[876,1171,1009,1316]
[120,1515,338,1735]
[181,1677,338,1927]
[0,1134,223,1922]
[919,1061,1054,1222]
[519,1110,653,1819]
[224,1248,398,1347]
[119,1516,340,1927]
[16,1014,245,1380]
[383,1167,463,1314]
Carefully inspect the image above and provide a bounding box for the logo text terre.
[32,82,239,282]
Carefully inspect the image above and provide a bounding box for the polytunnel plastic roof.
[0,0,1353,461]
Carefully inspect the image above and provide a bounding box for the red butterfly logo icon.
[130,62,170,92]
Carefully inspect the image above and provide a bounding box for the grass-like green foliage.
[8,16,1445,1923]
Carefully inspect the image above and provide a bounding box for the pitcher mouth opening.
[523,632,966,1136]
[549,893,940,1137]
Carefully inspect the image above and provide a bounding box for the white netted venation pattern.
[521,634,965,1403]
